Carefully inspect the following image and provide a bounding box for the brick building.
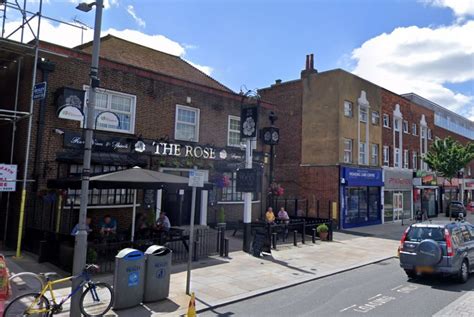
[0,35,273,250]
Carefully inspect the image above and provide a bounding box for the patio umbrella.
[47,167,212,241]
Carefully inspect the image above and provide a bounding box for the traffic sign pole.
[186,166,200,295]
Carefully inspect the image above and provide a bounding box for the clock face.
[264,131,272,141]
[272,131,279,142]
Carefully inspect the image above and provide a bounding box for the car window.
[467,225,474,241]
[460,226,471,242]
[406,227,445,242]
[451,228,465,246]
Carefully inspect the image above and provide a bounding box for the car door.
[465,225,474,270]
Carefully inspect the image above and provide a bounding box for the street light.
[70,1,103,316]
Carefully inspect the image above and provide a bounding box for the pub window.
[228,115,241,147]
[66,164,133,206]
[175,105,200,142]
[383,146,389,166]
[344,101,353,117]
[83,87,136,134]
[343,138,352,163]
[383,114,390,128]
[220,172,256,202]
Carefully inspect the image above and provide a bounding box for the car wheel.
[457,260,469,283]
[405,269,417,279]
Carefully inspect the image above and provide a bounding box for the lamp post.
[71,1,103,316]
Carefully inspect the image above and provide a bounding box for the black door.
[162,189,201,227]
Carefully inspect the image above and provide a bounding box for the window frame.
[371,111,380,125]
[403,120,409,134]
[394,148,401,168]
[412,123,417,136]
[359,142,367,165]
[394,119,400,132]
[383,146,389,166]
[175,105,200,142]
[371,144,379,166]
[83,86,137,134]
[403,149,409,169]
[428,128,432,140]
[344,100,353,118]
[383,114,390,128]
[220,171,257,202]
[412,151,418,170]
[227,115,241,147]
[359,107,368,123]
[343,138,353,163]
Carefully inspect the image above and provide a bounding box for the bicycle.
[4,264,114,317]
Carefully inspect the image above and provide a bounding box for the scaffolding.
[0,0,85,255]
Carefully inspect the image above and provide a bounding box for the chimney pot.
[310,53,314,70]
[305,55,310,70]
[275,79,282,85]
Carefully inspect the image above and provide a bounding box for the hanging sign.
[58,106,84,121]
[33,82,47,100]
[240,106,258,139]
[236,168,259,192]
[96,111,120,129]
[0,164,18,192]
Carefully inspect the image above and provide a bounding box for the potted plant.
[316,223,329,241]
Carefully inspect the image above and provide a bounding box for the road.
[201,258,474,317]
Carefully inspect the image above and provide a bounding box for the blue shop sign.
[342,167,383,187]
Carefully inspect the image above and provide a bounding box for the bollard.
[224,238,229,257]
[301,220,306,244]
[193,241,199,262]
[312,228,316,243]
[220,227,226,257]
[272,232,277,249]
[216,227,221,253]
[293,230,297,246]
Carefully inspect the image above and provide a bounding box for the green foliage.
[218,207,226,223]
[316,223,329,233]
[424,137,474,181]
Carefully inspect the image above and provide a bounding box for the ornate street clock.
[262,127,279,145]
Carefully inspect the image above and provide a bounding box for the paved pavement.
[202,258,474,317]
[433,291,474,317]
[4,233,398,316]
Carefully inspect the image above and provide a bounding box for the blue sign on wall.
[342,167,383,186]
[33,82,47,100]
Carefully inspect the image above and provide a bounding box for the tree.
[423,137,474,219]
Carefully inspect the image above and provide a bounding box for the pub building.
[0,35,273,253]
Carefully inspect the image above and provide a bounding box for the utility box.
[113,248,145,310]
[143,245,172,302]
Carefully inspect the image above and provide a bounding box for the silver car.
[398,220,474,283]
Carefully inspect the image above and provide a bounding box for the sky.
[2,0,474,120]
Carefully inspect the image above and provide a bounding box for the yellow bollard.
[15,189,27,258]
[186,292,196,317]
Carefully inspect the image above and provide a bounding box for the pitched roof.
[75,35,232,92]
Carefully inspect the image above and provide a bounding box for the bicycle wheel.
[79,282,114,316]
[9,272,44,295]
[4,292,50,317]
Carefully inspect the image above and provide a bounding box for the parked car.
[398,220,474,283]
[446,201,466,218]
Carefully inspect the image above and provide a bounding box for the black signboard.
[236,168,259,192]
[63,131,131,152]
[252,229,271,257]
[55,87,85,111]
[240,106,258,140]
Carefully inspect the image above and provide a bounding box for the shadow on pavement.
[407,274,474,292]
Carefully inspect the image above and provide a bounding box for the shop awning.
[47,166,213,190]
[56,150,147,167]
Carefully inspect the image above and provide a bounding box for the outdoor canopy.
[47,166,212,242]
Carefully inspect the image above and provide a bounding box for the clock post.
[262,112,279,208]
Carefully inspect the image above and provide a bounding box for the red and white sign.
[0,164,17,192]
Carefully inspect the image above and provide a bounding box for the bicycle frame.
[25,270,92,314]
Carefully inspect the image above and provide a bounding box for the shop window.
[359,142,367,165]
[403,149,409,169]
[345,186,380,225]
[403,120,409,133]
[66,164,132,206]
[175,105,200,142]
[228,115,241,147]
[220,172,256,202]
[383,114,390,128]
[412,123,417,135]
[344,100,353,117]
[83,87,136,134]
[371,111,380,125]
[344,138,352,163]
[359,107,368,123]
[371,144,379,166]
[383,146,389,166]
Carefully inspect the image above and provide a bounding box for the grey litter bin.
[113,248,145,310]
[143,245,172,302]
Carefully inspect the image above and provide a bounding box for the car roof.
[411,220,471,228]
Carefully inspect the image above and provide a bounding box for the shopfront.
[413,171,439,218]
[438,177,460,214]
[383,168,413,223]
[464,180,474,204]
[340,167,383,229]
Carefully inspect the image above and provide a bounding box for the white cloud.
[421,0,474,17]
[126,5,146,28]
[350,21,474,118]
[3,18,213,75]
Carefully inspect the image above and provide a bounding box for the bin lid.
[116,248,144,260]
[145,245,171,256]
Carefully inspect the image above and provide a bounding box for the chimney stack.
[301,53,318,78]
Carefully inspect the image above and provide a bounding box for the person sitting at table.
[132,213,150,239]
[99,214,117,237]
[278,207,290,223]
[71,216,92,236]
[265,207,275,224]
[156,211,171,232]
